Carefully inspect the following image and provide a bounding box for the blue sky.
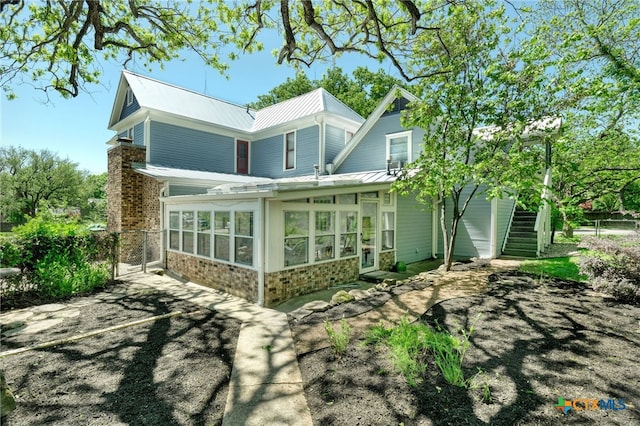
[1,39,388,175]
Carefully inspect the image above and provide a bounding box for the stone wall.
[166,251,258,302]
[380,250,396,272]
[264,257,359,307]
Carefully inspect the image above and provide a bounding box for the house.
[106,70,557,307]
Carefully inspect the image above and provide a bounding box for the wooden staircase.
[502,209,538,258]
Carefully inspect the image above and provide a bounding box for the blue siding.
[251,125,319,178]
[496,196,516,253]
[338,113,425,173]
[438,186,492,258]
[325,124,344,164]
[251,134,281,177]
[168,185,209,196]
[149,121,235,172]
[119,91,140,120]
[133,122,144,146]
[396,194,432,263]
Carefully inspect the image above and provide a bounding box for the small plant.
[324,317,352,356]
[427,318,477,388]
[482,382,493,404]
[579,233,640,303]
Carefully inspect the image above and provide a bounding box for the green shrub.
[1,213,116,303]
[0,239,21,268]
[324,317,352,356]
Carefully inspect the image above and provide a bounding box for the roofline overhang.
[329,86,419,173]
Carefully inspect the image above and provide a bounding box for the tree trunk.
[440,200,452,271]
[560,210,574,238]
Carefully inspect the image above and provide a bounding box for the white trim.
[385,130,413,164]
[144,115,151,162]
[328,86,419,173]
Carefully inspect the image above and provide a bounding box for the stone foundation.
[380,250,396,271]
[264,257,359,307]
[166,251,258,302]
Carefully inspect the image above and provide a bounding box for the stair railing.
[534,168,553,256]
[502,198,518,254]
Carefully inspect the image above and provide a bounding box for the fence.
[116,230,164,276]
[576,219,640,237]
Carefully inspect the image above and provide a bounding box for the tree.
[0,0,235,99]
[0,146,84,222]
[249,71,316,109]
[532,0,640,234]
[79,172,108,223]
[1,0,447,99]
[392,1,559,270]
[250,66,402,117]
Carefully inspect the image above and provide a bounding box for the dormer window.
[284,131,296,170]
[126,87,133,106]
[386,130,412,165]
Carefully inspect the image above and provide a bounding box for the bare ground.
[294,270,640,425]
[1,282,241,425]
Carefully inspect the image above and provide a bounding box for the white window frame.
[284,131,296,171]
[385,130,413,164]
[235,139,250,174]
[126,87,133,106]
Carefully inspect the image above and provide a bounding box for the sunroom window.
[197,211,211,257]
[284,211,308,266]
[315,211,335,261]
[169,211,180,250]
[339,211,358,257]
[182,211,194,253]
[235,211,254,265]
[214,211,230,261]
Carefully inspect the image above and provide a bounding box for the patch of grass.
[519,256,586,282]
[364,316,477,388]
[554,234,582,244]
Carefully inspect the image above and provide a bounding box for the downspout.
[144,114,151,163]
[431,197,439,259]
[315,115,325,174]
[257,196,266,306]
[159,183,168,268]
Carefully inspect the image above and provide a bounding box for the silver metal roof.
[252,88,364,131]
[123,71,256,131]
[118,72,363,134]
[133,164,272,185]
[207,170,395,195]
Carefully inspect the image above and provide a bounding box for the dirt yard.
[1,283,240,425]
[1,266,639,425]
[295,271,640,425]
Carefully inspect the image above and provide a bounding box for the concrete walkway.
[116,271,313,426]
